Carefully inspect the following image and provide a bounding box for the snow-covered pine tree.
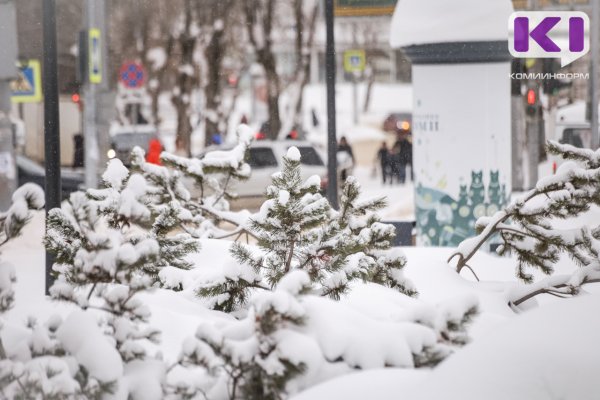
[128,146,201,272]
[198,146,415,311]
[448,140,600,305]
[0,185,121,398]
[176,271,311,400]
[46,162,162,362]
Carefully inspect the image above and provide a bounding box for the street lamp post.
[43,0,61,294]
[325,0,338,209]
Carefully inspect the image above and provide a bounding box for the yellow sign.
[89,28,102,84]
[11,60,42,103]
[343,50,366,73]
[335,0,397,16]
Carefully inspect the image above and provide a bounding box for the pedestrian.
[376,141,390,184]
[397,134,412,184]
[338,136,355,163]
[73,133,84,168]
[390,141,402,184]
[337,136,355,181]
[146,138,163,165]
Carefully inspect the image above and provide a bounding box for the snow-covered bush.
[180,147,477,399]
[31,128,253,398]
[0,185,92,399]
[173,271,477,400]
[449,141,600,306]
[197,147,416,311]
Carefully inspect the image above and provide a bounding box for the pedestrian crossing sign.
[343,50,366,73]
[11,60,42,103]
[89,28,102,84]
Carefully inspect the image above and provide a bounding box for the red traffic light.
[527,89,536,105]
[71,93,80,103]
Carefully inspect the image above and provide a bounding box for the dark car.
[108,130,158,166]
[383,112,412,133]
[17,155,84,201]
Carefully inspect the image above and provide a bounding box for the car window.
[562,128,590,148]
[112,133,154,147]
[248,147,278,169]
[296,146,324,166]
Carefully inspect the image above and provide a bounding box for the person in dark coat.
[338,136,355,163]
[392,133,413,184]
[399,134,413,182]
[73,133,84,168]
[390,141,402,184]
[376,141,391,184]
[337,136,355,181]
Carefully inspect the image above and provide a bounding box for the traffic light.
[527,88,536,105]
[526,88,537,117]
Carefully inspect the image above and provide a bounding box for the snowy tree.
[197,146,415,311]
[45,166,162,362]
[448,141,600,306]
[0,185,123,398]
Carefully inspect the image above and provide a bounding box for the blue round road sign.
[119,62,146,89]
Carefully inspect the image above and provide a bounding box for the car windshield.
[296,146,324,166]
[248,147,278,168]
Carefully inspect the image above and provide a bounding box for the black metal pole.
[43,0,61,295]
[325,0,338,209]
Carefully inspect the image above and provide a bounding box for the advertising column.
[390,0,514,247]
[410,57,511,246]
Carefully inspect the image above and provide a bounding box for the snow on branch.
[448,141,600,304]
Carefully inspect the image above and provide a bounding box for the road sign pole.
[43,0,61,295]
[84,0,100,189]
[325,0,338,209]
[352,72,359,125]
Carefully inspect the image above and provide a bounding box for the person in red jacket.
[146,138,163,165]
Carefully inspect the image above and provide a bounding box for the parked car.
[108,125,160,166]
[17,155,84,201]
[382,112,412,133]
[192,140,352,201]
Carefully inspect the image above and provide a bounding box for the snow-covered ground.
[292,293,600,400]
[3,142,600,398]
[3,203,598,398]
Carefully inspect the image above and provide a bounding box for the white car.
[194,140,352,200]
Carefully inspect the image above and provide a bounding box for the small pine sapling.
[45,162,162,362]
[198,146,415,311]
[177,271,310,400]
[0,185,120,398]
